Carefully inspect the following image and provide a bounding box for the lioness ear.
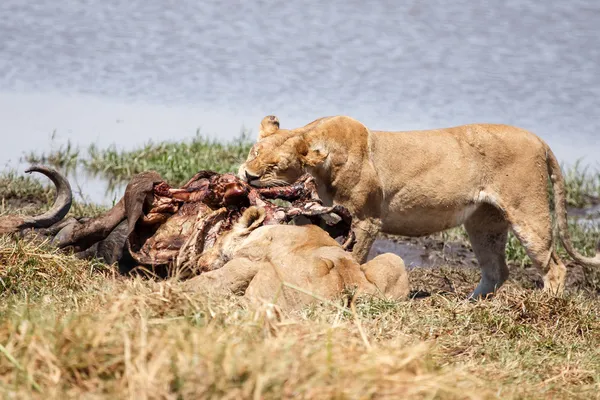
[304,149,328,166]
[258,115,280,140]
[298,141,328,167]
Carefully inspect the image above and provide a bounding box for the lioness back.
[370,123,550,217]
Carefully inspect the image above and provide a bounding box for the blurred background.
[0,0,598,203]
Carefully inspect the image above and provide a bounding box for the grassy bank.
[23,134,600,208]
[1,137,598,398]
[25,132,253,188]
[0,171,107,219]
[17,135,600,276]
[0,236,598,399]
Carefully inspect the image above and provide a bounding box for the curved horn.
[20,165,73,229]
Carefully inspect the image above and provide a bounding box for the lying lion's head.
[239,116,327,187]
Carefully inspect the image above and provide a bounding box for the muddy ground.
[369,209,600,297]
[368,201,600,297]
[369,234,590,297]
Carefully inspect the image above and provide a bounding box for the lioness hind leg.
[465,204,510,299]
[508,217,566,295]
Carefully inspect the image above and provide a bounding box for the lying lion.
[0,167,408,309]
[239,115,600,299]
[185,207,409,309]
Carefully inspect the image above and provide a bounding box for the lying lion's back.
[245,224,341,254]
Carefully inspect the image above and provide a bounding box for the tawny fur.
[185,207,409,309]
[239,115,600,298]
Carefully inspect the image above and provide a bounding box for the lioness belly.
[381,205,477,237]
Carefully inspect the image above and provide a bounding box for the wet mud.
[369,231,595,295]
[367,236,477,269]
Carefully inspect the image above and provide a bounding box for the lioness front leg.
[183,258,264,296]
[351,218,381,264]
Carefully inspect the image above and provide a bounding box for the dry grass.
[3,150,600,398]
[0,236,598,399]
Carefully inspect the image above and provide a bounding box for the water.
[1,0,599,204]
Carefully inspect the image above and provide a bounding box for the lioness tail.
[547,148,600,267]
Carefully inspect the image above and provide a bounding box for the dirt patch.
[368,236,477,268]
[0,197,49,217]
[569,203,600,217]
[370,234,597,296]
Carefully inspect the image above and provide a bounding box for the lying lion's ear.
[258,115,281,140]
[235,206,266,231]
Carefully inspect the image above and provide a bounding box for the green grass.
[0,170,107,219]
[24,138,80,174]
[0,171,54,206]
[24,131,253,188]
[563,160,600,208]
[438,220,599,268]
[24,137,600,209]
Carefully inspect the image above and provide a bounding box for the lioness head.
[239,116,327,187]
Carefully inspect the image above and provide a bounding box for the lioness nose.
[245,171,259,182]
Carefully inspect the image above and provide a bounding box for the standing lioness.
[238,115,600,298]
